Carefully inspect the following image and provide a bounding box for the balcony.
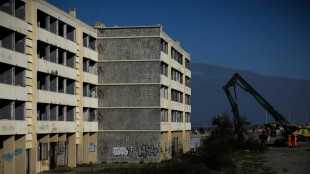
[160,98,169,109]
[83,121,98,132]
[83,71,98,85]
[0,47,28,68]
[37,121,76,134]
[171,101,184,111]
[185,105,191,113]
[185,123,191,131]
[160,122,170,132]
[83,97,98,108]
[160,75,169,87]
[185,69,191,78]
[37,28,77,54]
[37,58,77,80]
[0,120,27,135]
[160,51,169,64]
[0,83,27,101]
[83,47,98,62]
[0,11,28,35]
[171,122,184,131]
[171,80,184,93]
[185,86,191,95]
[37,90,77,106]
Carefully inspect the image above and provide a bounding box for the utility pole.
[265,110,267,124]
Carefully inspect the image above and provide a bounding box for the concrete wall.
[97,27,160,37]
[98,62,160,84]
[97,108,160,130]
[98,85,160,107]
[97,132,160,163]
[97,38,161,61]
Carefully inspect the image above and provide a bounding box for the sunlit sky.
[47,0,310,80]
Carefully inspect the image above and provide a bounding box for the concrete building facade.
[95,24,191,163]
[0,0,98,173]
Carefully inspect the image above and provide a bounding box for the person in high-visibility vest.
[288,135,292,147]
[294,135,298,147]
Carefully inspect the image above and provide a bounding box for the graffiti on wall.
[89,142,95,152]
[112,147,129,156]
[138,145,158,158]
[3,148,23,162]
[97,44,104,54]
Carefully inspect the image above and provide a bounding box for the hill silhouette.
[191,63,310,126]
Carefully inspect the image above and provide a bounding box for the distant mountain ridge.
[191,63,310,126]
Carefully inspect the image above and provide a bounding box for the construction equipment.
[293,128,310,142]
[223,73,290,141]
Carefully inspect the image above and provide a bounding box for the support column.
[15,135,26,174]
[3,136,15,174]
[67,133,76,167]
[83,133,89,164]
[89,133,97,163]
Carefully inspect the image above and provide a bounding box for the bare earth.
[43,141,310,174]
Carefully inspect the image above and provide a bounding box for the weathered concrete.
[97,108,160,130]
[97,38,161,61]
[97,132,160,163]
[97,26,160,37]
[98,62,160,84]
[98,85,160,107]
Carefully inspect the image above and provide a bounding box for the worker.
[294,135,297,147]
[288,135,292,147]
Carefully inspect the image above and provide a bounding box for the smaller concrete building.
[95,24,191,163]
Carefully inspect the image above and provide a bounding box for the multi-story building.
[95,24,191,163]
[0,0,98,173]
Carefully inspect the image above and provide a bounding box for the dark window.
[0,99,12,120]
[15,100,24,120]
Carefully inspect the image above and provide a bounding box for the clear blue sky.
[47,0,310,80]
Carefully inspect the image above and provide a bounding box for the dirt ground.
[43,141,310,174]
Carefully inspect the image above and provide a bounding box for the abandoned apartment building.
[0,0,98,173]
[0,0,191,173]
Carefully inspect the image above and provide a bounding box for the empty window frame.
[58,48,65,65]
[83,33,88,47]
[160,62,168,77]
[0,62,13,85]
[37,103,49,121]
[171,47,183,65]
[58,76,65,93]
[160,85,168,99]
[49,16,58,34]
[160,109,168,122]
[66,79,75,95]
[14,100,25,120]
[14,32,25,53]
[0,0,12,15]
[160,39,168,54]
[58,105,65,121]
[171,89,183,103]
[171,68,183,84]
[58,21,65,38]
[171,110,183,122]
[185,59,190,70]
[66,106,75,121]
[37,72,49,90]
[0,99,13,120]
[89,36,96,50]
[15,66,25,86]
[66,24,75,42]
[50,74,57,92]
[185,95,191,105]
[15,0,25,20]
[83,58,97,74]
[49,45,57,63]
[185,76,191,87]
[89,84,96,98]
[37,41,49,60]
[83,83,88,97]
[50,104,57,121]
[66,52,75,68]
[0,26,13,50]
[37,10,49,30]
[38,142,48,160]
[185,113,191,123]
